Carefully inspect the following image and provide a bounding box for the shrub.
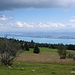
[67,52,73,58]
[58,44,67,59]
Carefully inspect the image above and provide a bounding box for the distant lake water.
[0,35,75,44]
[0,35,74,45]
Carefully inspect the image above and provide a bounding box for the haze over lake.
[0,31,75,45]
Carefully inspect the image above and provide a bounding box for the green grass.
[0,62,75,75]
[39,47,57,52]
[24,47,57,53]
[67,50,75,54]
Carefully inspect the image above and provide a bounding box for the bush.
[67,52,73,58]
[58,44,67,59]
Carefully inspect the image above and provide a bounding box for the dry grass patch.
[16,51,75,65]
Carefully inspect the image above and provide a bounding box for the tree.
[29,40,35,48]
[0,37,19,66]
[25,42,29,51]
[21,42,29,51]
[33,44,40,54]
[58,44,67,59]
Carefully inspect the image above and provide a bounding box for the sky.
[0,0,75,32]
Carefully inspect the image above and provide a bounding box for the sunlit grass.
[0,62,74,75]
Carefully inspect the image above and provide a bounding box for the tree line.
[0,37,75,51]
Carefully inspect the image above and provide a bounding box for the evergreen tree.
[33,44,40,54]
[24,42,29,51]
[30,40,35,48]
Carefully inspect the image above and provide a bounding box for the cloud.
[16,21,34,28]
[1,21,75,32]
[0,15,12,21]
[70,19,75,22]
[0,15,8,21]
[38,22,65,28]
[14,21,75,29]
[68,24,75,28]
[0,21,69,29]
[15,21,66,29]
[16,21,24,27]
[0,0,75,11]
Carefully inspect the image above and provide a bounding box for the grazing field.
[0,47,75,75]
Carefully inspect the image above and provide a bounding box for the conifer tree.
[33,44,40,54]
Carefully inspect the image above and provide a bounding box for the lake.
[5,36,75,44]
[0,35,75,45]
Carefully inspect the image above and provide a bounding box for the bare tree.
[0,36,19,66]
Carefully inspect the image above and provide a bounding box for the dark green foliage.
[31,40,34,43]
[71,68,75,71]
[25,42,29,51]
[51,71,56,74]
[21,42,29,51]
[29,40,35,48]
[48,44,58,49]
[33,44,40,54]
[67,44,75,50]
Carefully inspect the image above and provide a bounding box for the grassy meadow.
[0,47,75,75]
[0,62,75,75]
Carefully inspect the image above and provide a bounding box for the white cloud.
[16,21,34,28]
[16,21,24,27]
[1,21,75,31]
[38,22,65,28]
[0,0,75,11]
[0,15,12,21]
[0,15,8,21]
[68,24,75,28]
[70,19,75,22]
[15,21,66,29]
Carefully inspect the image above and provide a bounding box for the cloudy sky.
[0,0,75,32]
